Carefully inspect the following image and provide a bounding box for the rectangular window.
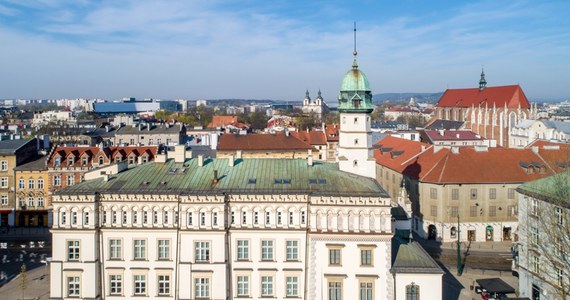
[328,281,342,300]
[450,206,458,218]
[54,175,61,186]
[122,211,127,224]
[265,211,270,225]
[195,278,209,298]
[18,179,25,189]
[67,276,80,297]
[231,211,235,224]
[508,188,515,199]
[158,275,170,296]
[530,198,539,216]
[158,240,170,260]
[430,205,437,217]
[213,212,218,226]
[68,240,80,261]
[153,211,158,224]
[261,240,274,261]
[109,239,122,260]
[289,211,294,225]
[555,267,564,287]
[329,248,341,265]
[195,241,210,262]
[301,211,306,224]
[200,212,206,226]
[360,281,373,300]
[286,240,299,261]
[134,239,146,260]
[555,207,564,226]
[277,211,282,224]
[237,275,249,297]
[489,206,497,217]
[430,188,437,199]
[163,211,168,224]
[530,254,539,274]
[1,177,8,187]
[530,225,539,246]
[254,211,259,224]
[489,188,496,199]
[470,206,477,217]
[1,195,7,205]
[187,212,193,225]
[112,211,117,224]
[67,175,74,186]
[242,211,247,224]
[261,276,274,296]
[507,205,516,217]
[360,249,372,266]
[470,188,478,200]
[28,179,35,189]
[28,197,34,207]
[237,240,249,261]
[109,274,122,295]
[0,160,7,171]
[38,179,44,189]
[452,189,459,200]
[132,211,138,224]
[286,276,299,297]
[134,274,146,295]
[143,211,148,224]
[37,197,44,207]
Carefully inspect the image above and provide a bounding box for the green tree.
[249,111,269,131]
[155,110,173,121]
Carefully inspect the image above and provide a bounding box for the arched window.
[98,156,104,165]
[406,283,419,300]
[450,227,457,239]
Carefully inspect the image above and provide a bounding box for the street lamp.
[457,213,462,276]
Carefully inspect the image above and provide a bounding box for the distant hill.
[372,92,443,105]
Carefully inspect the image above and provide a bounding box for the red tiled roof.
[48,146,158,167]
[425,130,482,141]
[208,116,238,128]
[291,131,326,145]
[325,124,339,142]
[375,136,563,184]
[437,85,530,109]
[218,133,315,151]
[525,140,570,173]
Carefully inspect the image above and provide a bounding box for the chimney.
[531,146,539,154]
[174,145,186,163]
[451,147,459,154]
[198,155,204,167]
[421,145,426,151]
[147,124,151,131]
[307,155,313,166]
[236,150,242,160]
[438,129,445,136]
[456,134,460,139]
[213,170,219,184]
[229,154,235,167]
[138,123,142,131]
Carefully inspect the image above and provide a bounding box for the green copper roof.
[517,171,570,206]
[59,158,389,197]
[391,241,444,274]
[338,58,374,113]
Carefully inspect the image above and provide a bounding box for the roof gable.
[437,85,530,109]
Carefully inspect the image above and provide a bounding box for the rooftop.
[437,85,530,109]
[391,241,444,274]
[58,158,389,197]
[0,139,35,155]
[218,133,315,152]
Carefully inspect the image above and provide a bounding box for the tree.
[155,110,172,121]
[249,111,269,131]
[19,263,27,300]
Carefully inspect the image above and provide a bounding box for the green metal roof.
[59,158,389,197]
[391,241,444,274]
[517,171,570,207]
[337,60,374,113]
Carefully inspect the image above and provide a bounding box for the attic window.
[168,168,178,174]
[160,181,167,185]
[82,157,88,166]
[98,156,104,165]
[248,178,257,184]
[68,157,74,165]
[274,179,283,184]
[318,179,326,184]
[308,179,318,184]
[142,181,150,185]
[283,179,291,184]
[55,157,61,166]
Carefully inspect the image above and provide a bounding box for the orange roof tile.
[208,115,239,128]
[291,131,326,145]
[437,85,530,109]
[218,133,315,151]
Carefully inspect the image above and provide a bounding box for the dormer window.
[129,156,135,164]
[115,156,121,163]
[68,157,74,165]
[55,157,61,166]
[98,156,104,165]
[82,157,88,166]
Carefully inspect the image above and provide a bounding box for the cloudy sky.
[0,0,569,101]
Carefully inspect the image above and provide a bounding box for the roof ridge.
[420,149,448,181]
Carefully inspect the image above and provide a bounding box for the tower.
[337,23,376,178]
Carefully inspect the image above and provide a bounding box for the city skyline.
[0,0,569,101]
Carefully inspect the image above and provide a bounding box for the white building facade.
[49,154,394,300]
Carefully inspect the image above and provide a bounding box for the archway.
[486,225,494,241]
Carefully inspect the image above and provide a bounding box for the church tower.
[337,24,376,178]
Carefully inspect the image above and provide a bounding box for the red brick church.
[429,70,537,147]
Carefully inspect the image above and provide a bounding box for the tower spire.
[352,21,358,69]
[479,66,487,90]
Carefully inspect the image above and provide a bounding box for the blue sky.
[0,0,569,102]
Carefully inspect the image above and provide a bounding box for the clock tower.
[337,25,376,178]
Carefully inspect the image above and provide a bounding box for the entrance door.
[503,227,511,241]
[468,230,476,241]
[532,284,541,300]
[428,224,437,240]
[486,226,494,241]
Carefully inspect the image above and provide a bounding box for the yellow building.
[14,155,49,227]
[0,139,38,227]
